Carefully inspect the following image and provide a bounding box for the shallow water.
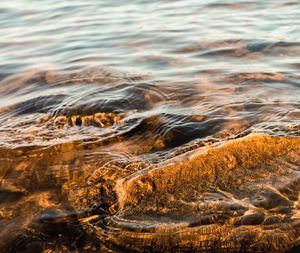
[0,1,299,252]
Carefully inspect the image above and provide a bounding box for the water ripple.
[0,0,299,252]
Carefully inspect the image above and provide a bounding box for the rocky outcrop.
[72,133,300,252]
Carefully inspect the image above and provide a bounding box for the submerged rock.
[0,67,299,252]
[68,133,300,252]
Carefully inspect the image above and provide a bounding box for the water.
[0,1,299,252]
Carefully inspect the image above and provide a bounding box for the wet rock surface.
[74,133,299,252]
[0,66,299,252]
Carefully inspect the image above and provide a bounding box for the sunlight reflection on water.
[0,1,299,252]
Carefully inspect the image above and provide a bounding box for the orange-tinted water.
[0,1,299,252]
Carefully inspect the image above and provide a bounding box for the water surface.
[0,1,299,252]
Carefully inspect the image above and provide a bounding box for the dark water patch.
[0,189,24,204]
[205,2,256,9]
[172,39,300,61]
[171,39,244,54]
[48,82,167,117]
[13,95,66,115]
